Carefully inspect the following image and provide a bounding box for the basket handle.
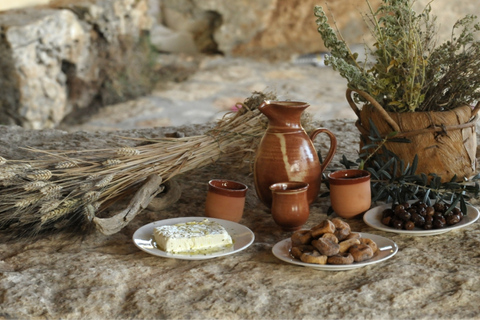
[471,101,480,118]
[346,88,401,132]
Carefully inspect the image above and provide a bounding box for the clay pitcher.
[254,100,337,207]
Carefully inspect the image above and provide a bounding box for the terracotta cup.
[269,181,310,231]
[328,169,371,219]
[205,179,248,222]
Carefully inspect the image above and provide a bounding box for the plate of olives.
[363,200,480,236]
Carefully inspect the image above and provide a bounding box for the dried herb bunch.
[315,0,480,112]
[423,15,480,110]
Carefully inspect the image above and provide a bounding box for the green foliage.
[314,0,480,112]
[365,152,480,209]
[339,122,480,212]
[314,5,373,94]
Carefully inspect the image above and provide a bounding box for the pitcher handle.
[309,128,337,171]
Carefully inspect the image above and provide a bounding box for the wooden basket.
[346,88,480,182]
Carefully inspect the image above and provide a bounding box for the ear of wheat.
[0,92,276,239]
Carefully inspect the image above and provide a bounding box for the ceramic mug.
[205,179,248,222]
[328,169,371,219]
[269,181,310,231]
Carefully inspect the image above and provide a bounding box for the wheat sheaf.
[0,92,274,238]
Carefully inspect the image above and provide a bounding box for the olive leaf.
[331,122,480,214]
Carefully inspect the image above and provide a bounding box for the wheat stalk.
[0,91,275,238]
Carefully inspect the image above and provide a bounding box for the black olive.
[382,208,395,218]
[391,218,404,230]
[446,214,461,225]
[424,222,433,230]
[411,212,425,227]
[433,202,446,213]
[425,207,435,216]
[433,211,444,219]
[402,202,411,210]
[397,210,411,222]
[382,216,392,226]
[424,215,434,224]
[417,207,427,217]
[394,205,405,216]
[444,209,453,217]
[433,216,446,229]
[453,207,464,219]
[407,208,417,215]
[404,221,415,230]
[417,202,427,210]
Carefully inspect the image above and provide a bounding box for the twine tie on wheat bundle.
[0,92,274,238]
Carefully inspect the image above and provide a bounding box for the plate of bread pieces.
[272,218,398,271]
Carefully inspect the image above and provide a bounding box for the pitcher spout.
[258,100,309,128]
[257,100,274,118]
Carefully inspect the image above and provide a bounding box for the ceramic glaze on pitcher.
[254,100,337,207]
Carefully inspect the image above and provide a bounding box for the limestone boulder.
[61,0,152,44]
[0,9,92,129]
[0,0,152,129]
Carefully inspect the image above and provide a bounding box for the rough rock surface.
[57,55,354,132]
[160,0,479,59]
[0,0,152,129]
[160,0,381,59]
[0,9,92,129]
[0,120,479,319]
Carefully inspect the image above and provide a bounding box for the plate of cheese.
[133,217,255,260]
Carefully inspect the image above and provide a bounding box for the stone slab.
[0,120,479,319]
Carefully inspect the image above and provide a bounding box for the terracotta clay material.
[205,179,248,222]
[270,181,310,231]
[328,169,371,219]
[254,100,337,207]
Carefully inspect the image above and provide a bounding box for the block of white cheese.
[153,219,233,254]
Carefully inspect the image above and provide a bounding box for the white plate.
[133,217,255,260]
[363,202,480,236]
[272,233,398,271]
